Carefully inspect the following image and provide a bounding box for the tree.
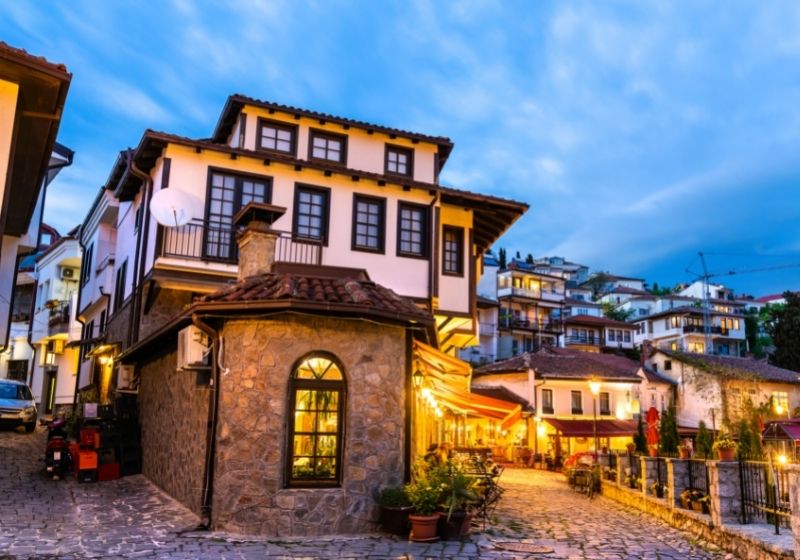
[736,417,763,460]
[765,291,800,371]
[659,406,679,455]
[498,248,507,269]
[696,421,713,459]
[634,415,647,454]
[525,253,534,265]
[515,250,521,259]
[600,302,634,322]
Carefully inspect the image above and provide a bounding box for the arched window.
[286,353,346,487]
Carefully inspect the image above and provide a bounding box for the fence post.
[784,465,800,558]
[642,456,657,497]
[707,460,741,527]
[667,459,689,509]
[617,453,631,486]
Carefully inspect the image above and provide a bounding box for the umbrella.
[646,407,660,448]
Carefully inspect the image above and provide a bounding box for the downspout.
[193,313,220,529]
[427,191,439,312]
[72,230,86,408]
[127,161,154,347]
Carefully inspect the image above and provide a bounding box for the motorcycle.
[44,417,72,480]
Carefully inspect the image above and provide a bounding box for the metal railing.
[683,325,729,335]
[738,460,791,534]
[159,221,322,266]
[498,317,563,332]
[687,458,710,496]
[564,335,600,345]
[653,457,668,499]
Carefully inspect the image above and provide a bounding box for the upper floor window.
[442,226,464,276]
[293,184,330,244]
[541,388,554,414]
[112,260,128,313]
[385,145,413,177]
[351,195,385,253]
[571,390,583,414]
[257,118,297,155]
[623,330,631,342]
[397,202,428,259]
[81,243,94,287]
[599,392,610,415]
[286,353,346,487]
[309,129,347,164]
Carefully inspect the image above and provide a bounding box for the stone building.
[122,204,436,536]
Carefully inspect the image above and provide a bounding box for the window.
[639,308,648,316]
[81,320,95,362]
[293,185,330,244]
[309,129,346,164]
[541,388,554,414]
[99,310,107,334]
[689,341,705,353]
[397,203,428,258]
[7,360,28,382]
[772,391,789,414]
[608,329,616,342]
[134,205,143,233]
[599,392,610,415]
[385,145,413,177]
[257,118,297,155]
[442,226,464,276]
[81,243,94,287]
[112,260,128,313]
[286,353,345,486]
[351,195,385,253]
[664,359,672,371]
[670,316,680,328]
[623,331,631,343]
[571,390,582,414]
[205,170,272,260]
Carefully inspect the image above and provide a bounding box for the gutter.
[126,160,154,347]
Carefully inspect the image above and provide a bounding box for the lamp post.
[589,378,602,457]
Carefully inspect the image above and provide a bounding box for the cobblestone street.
[0,428,732,559]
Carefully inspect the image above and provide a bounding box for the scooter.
[45,418,72,480]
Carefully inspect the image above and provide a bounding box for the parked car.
[0,379,37,432]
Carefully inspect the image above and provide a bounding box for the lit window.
[287,354,345,486]
[599,392,610,415]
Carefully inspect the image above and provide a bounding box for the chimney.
[232,202,287,280]
[641,339,654,366]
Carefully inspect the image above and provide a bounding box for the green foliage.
[649,282,678,296]
[765,292,800,372]
[600,302,634,322]
[712,433,738,451]
[736,418,763,460]
[379,486,411,508]
[498,247,507,269]
[659,406,680,454]
[634,415,648,453]
[696,421,713,459]
[515,250,521,259]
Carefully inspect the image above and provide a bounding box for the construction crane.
[685,252,800,355]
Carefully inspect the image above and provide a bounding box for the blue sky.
[3,1,799,296]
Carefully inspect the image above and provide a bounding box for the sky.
[2,1,799,297]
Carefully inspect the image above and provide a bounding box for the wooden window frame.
[541,388,554,414]
[442,225,464,277]
[351,194,386,254]
[285,352,346,488]
[599,392,611,415]
[256,117,298,156]
[384,144,414,178]
[292,183,331,246]
[308,128,347,165]
[396,202,429,260]
[112,260,128,314]
[571,390,583,414]
[80,243,94,287]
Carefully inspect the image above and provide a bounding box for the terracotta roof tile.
[473,347,641,382]
[656,349,800,384]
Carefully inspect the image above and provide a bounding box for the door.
[42,370,56,415]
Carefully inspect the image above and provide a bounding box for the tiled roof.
[606,286,649,295]
[470,385,533,410]
[632,304,740,322]
[473,347,641,383]
[565,314,634,328]
[655,349,800,384]
[755,293,788,303]
[641,365,678,385]
[0,42,68,75]
[563,298,601,306]
[196,271,433,324]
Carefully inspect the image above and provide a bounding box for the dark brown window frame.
[256,117,298,156]
[285,352,347,488]
[541,388,554,414]
[599,391,611,415]
[396,201,430,260]
[308,128,348,165]
[80,242,94,287]
[351,194,386,254]
[570,390,583,414]
[292,183,331,246]
[384,143,414,178]
[442,225,464,277]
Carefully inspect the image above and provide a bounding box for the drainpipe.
[427,191,439,312]
[193,313,220,530]
[127,161,154,347]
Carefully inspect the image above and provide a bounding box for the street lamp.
[589,378,602,457]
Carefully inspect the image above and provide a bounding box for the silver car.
[0,379,37,432]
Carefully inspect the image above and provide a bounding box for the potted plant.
[692,494,710,514]
[603,467,617,482]
[678,443,691,459]
[436,462,480,540]
[713,435,738,461]
[378,486,413,536]
[650,481,666,499]
[679,489,693,509]
[625,474,639,490]
[405,478,443,542]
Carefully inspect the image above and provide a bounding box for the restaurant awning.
[544,418,638,438]
[763,421,800,442]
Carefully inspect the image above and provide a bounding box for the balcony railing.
[683,325,728,335]
[564,335,600,345]
[47,301,70,336]
[159,221,322,267]
[497,286,565,301]
[499,317,563,333]
[478,322,496,336]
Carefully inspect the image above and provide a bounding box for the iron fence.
[687,458,710,495]
[738,460,791,534]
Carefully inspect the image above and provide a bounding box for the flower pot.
[691,501,704,513]
[379,505,413,536]
[680,495,691,509]
[648,448,658,457]
[716,448,736,461]
[437,510,472,540]
[409,513,440,542]
[679,448,690,459]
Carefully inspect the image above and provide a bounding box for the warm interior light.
[778,454,789,465]
[412,368,424,388]
[537,424,546,437]
[589,379,602,396]
[421,387,431,400]
[98,355,109,365]
[776,404,785,415]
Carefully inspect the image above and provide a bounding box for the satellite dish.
[150,188,203,227]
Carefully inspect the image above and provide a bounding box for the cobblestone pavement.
[0,428,733,559]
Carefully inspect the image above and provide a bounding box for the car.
[0,379,37,432]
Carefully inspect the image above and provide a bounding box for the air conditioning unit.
[117,365,135,389]
[60,267,76,280]
[177,325,210,370]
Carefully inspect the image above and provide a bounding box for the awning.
[763,421,800,441]
[544,418,638,438]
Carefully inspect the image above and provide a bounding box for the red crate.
[98,462,120,481]
[77,450,98,471]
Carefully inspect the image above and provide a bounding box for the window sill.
[397,251,428,261]
[442,270,464,278]
[571,409,583,415]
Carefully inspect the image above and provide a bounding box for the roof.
[211,94,454,168]
[544,418,638,438]
[632,304,739,322]
[473,347,642,383]
[655,348,800,384]
[114,129,528,252]
[564,314,634,329]
[563,298,601,307]
[641,365,678,385]
[0,43,71,236]
[470,385,533,411]
[476,295,499,308]
[605,286,649,296]
[755,293,787,304]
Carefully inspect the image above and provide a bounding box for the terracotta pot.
[679,495,691,509]
[437,510,472,540]
[717,448,736,461]
[409,513,440,542]
[679,448,690,459]
[692,501,704,513]
[379,505,413,536]
[648,448,658,457]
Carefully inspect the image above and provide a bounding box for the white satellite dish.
[150,188,203,227]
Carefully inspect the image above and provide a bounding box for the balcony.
[564,335,600,346]
[159,221,322,267]
[463,352,495,367]
[46,300,70,336]
[683,325,728,336]
[497,286,564,302]
[499,317,563,333]
[478,322,496,337]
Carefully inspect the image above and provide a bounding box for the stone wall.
[138,287,195,342]
[138,344,210,515]
[212,315,407,536]
[104,298,132,350]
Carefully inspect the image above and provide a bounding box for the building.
[563,314,636,352]
[579,273,646,300]
[0,43,71,353]
[29,233,82,415]
[531,256,590,284]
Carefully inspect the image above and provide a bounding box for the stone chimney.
[232,202,287,280]
[640,339,654,366]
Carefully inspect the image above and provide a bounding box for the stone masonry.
[212,314,407,537]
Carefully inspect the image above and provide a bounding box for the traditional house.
[562,314,636,352]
